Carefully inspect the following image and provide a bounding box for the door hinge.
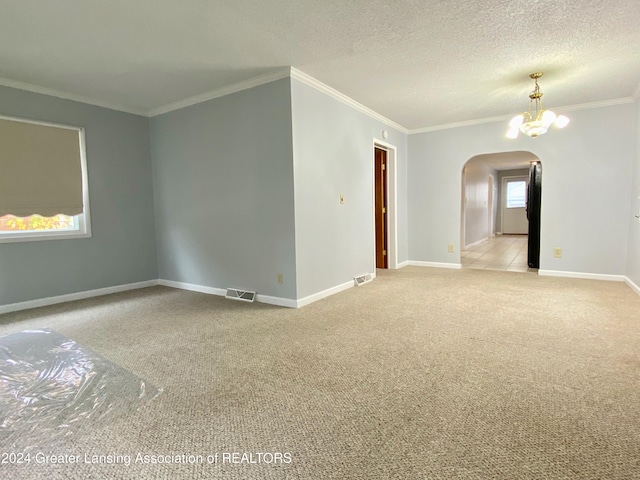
[382,207,386,213]
[383,250,387,256]
[382,163,386,171]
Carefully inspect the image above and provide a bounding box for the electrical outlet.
[448,243,455,253]
[277,273,283,285]
[553,247,562,258]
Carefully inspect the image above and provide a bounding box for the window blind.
[0,117,83,217]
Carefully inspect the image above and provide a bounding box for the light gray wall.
[409,103,635,275]
[150,78,297,299]
[0,86,157,306]
[462,159,497,247]
[290,78,408,299]
[495,168,530,233]
[627,100,640,286]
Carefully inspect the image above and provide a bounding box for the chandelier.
[507,72,569,138]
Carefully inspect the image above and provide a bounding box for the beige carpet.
[1,267,640,479]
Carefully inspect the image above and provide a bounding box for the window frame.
[0,114,91,244]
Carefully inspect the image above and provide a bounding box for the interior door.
[527,162,542,268]
[374,147,388,268]
[501,176,529,234]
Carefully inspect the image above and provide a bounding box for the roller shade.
[0,117,83,217]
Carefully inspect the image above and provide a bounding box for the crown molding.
[148,68,291,117]
[558,97,634,112]
[409,114,514,134]
[290,67,409,134]
[408,97,634,135]
[632,81,640,102]
[0,76,148,116]
[2,69,635,130]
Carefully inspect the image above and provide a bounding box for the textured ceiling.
[470,151,539,171]
[1,0,639,129]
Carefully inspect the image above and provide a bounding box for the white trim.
[408,97,634,134]
[465,237,488,249]
[559,97,634,113]
[256,294,298,308]
[157,279,226,296]
[397,261,410,269]
[157,279,297,308]
[632,82,640,102]
[1,71,633,127]
[538,270,625,282]
[0,280,158,315]
[78,126,92,239]
[148,68,291,116]
[411,114,517,134]
[295,279,358,308]
[373,139,399,270]
[0,229,90,244]
[624,276,640,296]
[0,113,83,130]
[0,76,147,116]
[291,68,409,134]
[408,261,462,269]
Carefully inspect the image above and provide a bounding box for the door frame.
[372,139,398,269]
[488,174,495,238]
[500,175,529,235]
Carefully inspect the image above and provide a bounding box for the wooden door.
[374,147,388,268]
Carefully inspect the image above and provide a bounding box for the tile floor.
[462,235,537,272]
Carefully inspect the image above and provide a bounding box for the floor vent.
[354,274,373,286]
[225,288,257,303]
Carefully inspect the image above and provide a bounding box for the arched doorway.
[460,151,541,272]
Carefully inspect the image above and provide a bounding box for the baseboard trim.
[408,261,462,270]
[397,261,410,269]
[157,279,297,308]
[296,274,377,308]
[624,276,640,296]
[538,270,625,282]
[157,279,226,296]
[256,294,298,308]
[0,280,158,315]
[465,238,487,249]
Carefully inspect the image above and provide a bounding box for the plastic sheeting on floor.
[0,329,161,450]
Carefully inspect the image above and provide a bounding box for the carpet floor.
[1,267,639,479]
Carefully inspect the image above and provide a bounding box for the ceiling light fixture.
[507,72,569,139]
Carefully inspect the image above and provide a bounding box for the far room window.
[506,180,526,209]
[0,115,91,243]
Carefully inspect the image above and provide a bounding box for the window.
[0,115,91,243]
[506,180,526,209]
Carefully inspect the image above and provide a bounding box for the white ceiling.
[1,0,639,129]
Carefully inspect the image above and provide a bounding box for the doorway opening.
[460,152,541,272]
[372,139,398,270]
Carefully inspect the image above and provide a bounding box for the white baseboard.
[538,270,625,282]
[624,276,640,296]
[465,238,487,249]
[296,279,357,308]
[256,294,298,308]
[157,279,226,296]
[408,261,462,270]
[0,280,158,315]
[157,279,297,308]
[397,261,410,269]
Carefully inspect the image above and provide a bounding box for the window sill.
[0,231,92,244]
